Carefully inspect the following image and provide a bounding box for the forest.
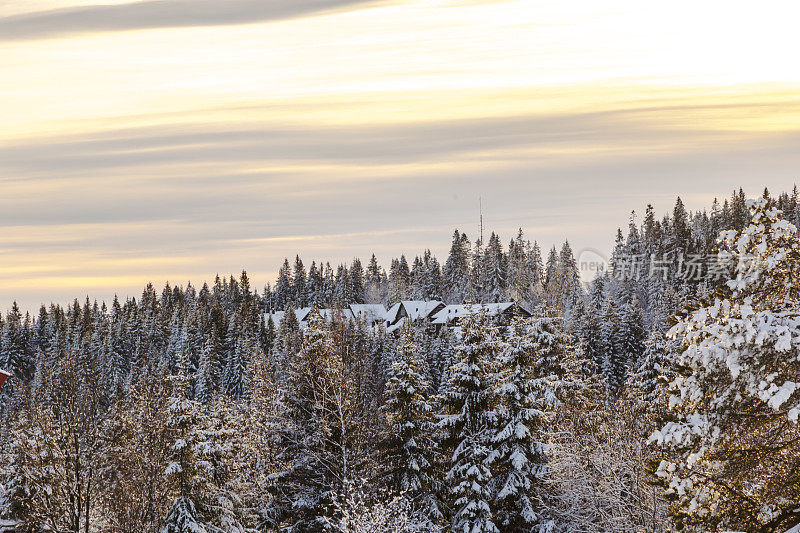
[1,186,800,532]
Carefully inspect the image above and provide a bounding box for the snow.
[385,302,403,324]
[400,300,444,321]
[348,303,388,324]
[266,311,284,325]
[386,318,408,334]
[432,303,515,325]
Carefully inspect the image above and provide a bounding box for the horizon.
[3,186,792,315]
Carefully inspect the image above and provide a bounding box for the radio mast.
[479,197,484,244]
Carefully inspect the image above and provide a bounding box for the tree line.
[1,186,800,531]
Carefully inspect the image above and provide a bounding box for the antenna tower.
[479,197,484,243]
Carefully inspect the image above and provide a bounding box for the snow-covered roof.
[385,302,402,324]
[295,307,313,322]
[431,302,516,324]
[400,300,444,321]
[386,317,409,334]
[302,308,356,324]
[349,304,388,323]
[265,311,285,325]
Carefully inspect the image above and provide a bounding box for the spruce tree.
[483,233,507,303]
[293,255,307,307]
[264,314,341,531]
[543,247,560,310]
[489,316,563,532]
[379,333,441,524]
[439,309,500,533]
[444,230,471,304]
[274,259,293,311]
[196,327,222,404]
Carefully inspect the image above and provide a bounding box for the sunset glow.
[3,0,800,309]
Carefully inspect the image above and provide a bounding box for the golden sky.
[2,0,800,310]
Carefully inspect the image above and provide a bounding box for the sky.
[2,0,800,312]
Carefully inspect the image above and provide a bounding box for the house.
[349,303,388,326]
[267,306,360,330]
[431,302,531,327]
[385,302,403,325]
[295,307,313,322]
[313,308,356,323]
[385,300,445,326]
[267,300,530,333]
[265,310,284,326]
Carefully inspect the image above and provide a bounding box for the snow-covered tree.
[617,295,646,379]
[293,256,308,307]
[507,229,533,305]
[489,316,565,532]
[379,333,441,524]
[1,343,107,531]
[196,326,223,404]
[628,330,672,407]
[443,230,471,304]
[273,259,293,310]
[161,363,244,532]
[439,309,500,533]
[651,197,800,531]
[265,313,356,531]
[483,232,507,303]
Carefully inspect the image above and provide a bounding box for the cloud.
[3,99,800,311]
[0,0,387,41]
[0,106,722,178]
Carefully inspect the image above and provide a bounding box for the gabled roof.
[265,311,285,326]
[386,317,409,334]
[400,300,444,321]
[431,302,517,324]
[295,307,313,322]
[385,302,403,324]
[302,308,356,324]
[349,304,388,323]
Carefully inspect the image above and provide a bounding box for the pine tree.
[489,316,564,532]
[543,247,560,310]
[224,335,251,401]
[293,256,307,307]
[366,254,384,303]
[557,240,582,316]
[333,264,352,306]
[350,258,366,304]
[424,252,444,301]
[483,233,507,303]
[600,298,625,394]
[264,314,342,531]
[507,229,532,305]
[528,241,545,307]
[628,330,672,407]
[1,302,33,381]
[161,357,240,532]
[618,295,646,378]
[196,326,222,404]
[439,309,500,533]
[306,261,323,307]
[388,255,411,304]
[274,259,293,310]
[444,230,471,304]
[379,333,441,524]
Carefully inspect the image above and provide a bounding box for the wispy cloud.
[6,97,798,180]
[0,0,388,41]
